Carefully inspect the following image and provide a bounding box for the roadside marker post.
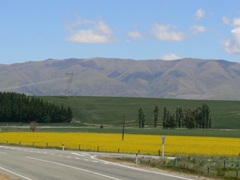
[62,143,65,151]
[135,152,138,164]
[161,136,166,158]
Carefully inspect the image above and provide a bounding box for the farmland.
[0,132,239,156]
[40,96,240,129]
[0,96,240,179]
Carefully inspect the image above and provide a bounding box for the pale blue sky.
[1,0,240,64]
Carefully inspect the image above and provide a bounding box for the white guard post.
[161,136,165,158]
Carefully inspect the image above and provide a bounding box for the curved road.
[0,145,193,180]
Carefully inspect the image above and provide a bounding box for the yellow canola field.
[0,132,239,156]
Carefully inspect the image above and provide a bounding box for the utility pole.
[65,72,74,96]
[122,115,125,141]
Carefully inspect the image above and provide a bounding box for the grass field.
[1,125,239,138]
[40,96,240,129]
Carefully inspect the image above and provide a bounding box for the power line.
[64,72,74,96]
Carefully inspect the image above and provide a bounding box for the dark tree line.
[137,103,211,129]
[163,103,211,129]
[0,92,73,123]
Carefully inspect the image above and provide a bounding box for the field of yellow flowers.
[0,132,239,156]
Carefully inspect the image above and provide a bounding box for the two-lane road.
[0,145,193,180]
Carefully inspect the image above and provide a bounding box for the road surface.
[0,145,193,180]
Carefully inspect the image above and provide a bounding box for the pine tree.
[153,105,159,128]
[138,107,144,128]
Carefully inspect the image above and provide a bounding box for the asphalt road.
[0,145,193,180]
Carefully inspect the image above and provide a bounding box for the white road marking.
[91,156,194,180]
[0,166,32,180]
[26,156,121,180]
[71,152,86,157]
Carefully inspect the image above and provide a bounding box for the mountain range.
[1,58,240,100]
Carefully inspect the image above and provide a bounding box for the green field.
[39,96,240,129]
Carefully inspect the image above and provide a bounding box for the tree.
[166,114,176,129]
[195,103,211,129]
[202,103,210,129]
[0,92,73,123]
[138,107,145,128]
[176,107,183,128]
[162,107,167,129]
[209,116,212,128]
[153,105,159,128]
[30,121,37,132]
[184,109,196,129]
[162,107,176,129]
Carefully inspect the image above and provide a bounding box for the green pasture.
[40,96,240,129]
[0,125,239,138]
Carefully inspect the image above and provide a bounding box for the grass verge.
[108,155,240,180]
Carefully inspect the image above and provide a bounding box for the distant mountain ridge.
[1,58,240,100]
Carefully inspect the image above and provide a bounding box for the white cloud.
[161,53,181,60]
[65,19,114,43]
[190,25,207,35]
[195,9,205,20]
[223,17,240,54]
[224,27,240,54]
[233,18,240,27]
[222,16,230,25]
[151,23,184,41]
[127,31,143,39]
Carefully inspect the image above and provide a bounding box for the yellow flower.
[0,132,239,156]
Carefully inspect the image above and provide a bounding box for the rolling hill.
[1,57,240,100]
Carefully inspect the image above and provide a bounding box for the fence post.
[32,142,34,147]
[118,149,120,153]
[135,152,138,164]
[97,146,99,152]
[158,150,161,156]
[79,144,80,150]
[62,143,64,151]
[46,143,48,148]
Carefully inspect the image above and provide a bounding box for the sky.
[1,0,240,64]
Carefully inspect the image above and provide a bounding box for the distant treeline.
[163,104,211,129]
[138,103,211,129]
[0,92,73,123]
